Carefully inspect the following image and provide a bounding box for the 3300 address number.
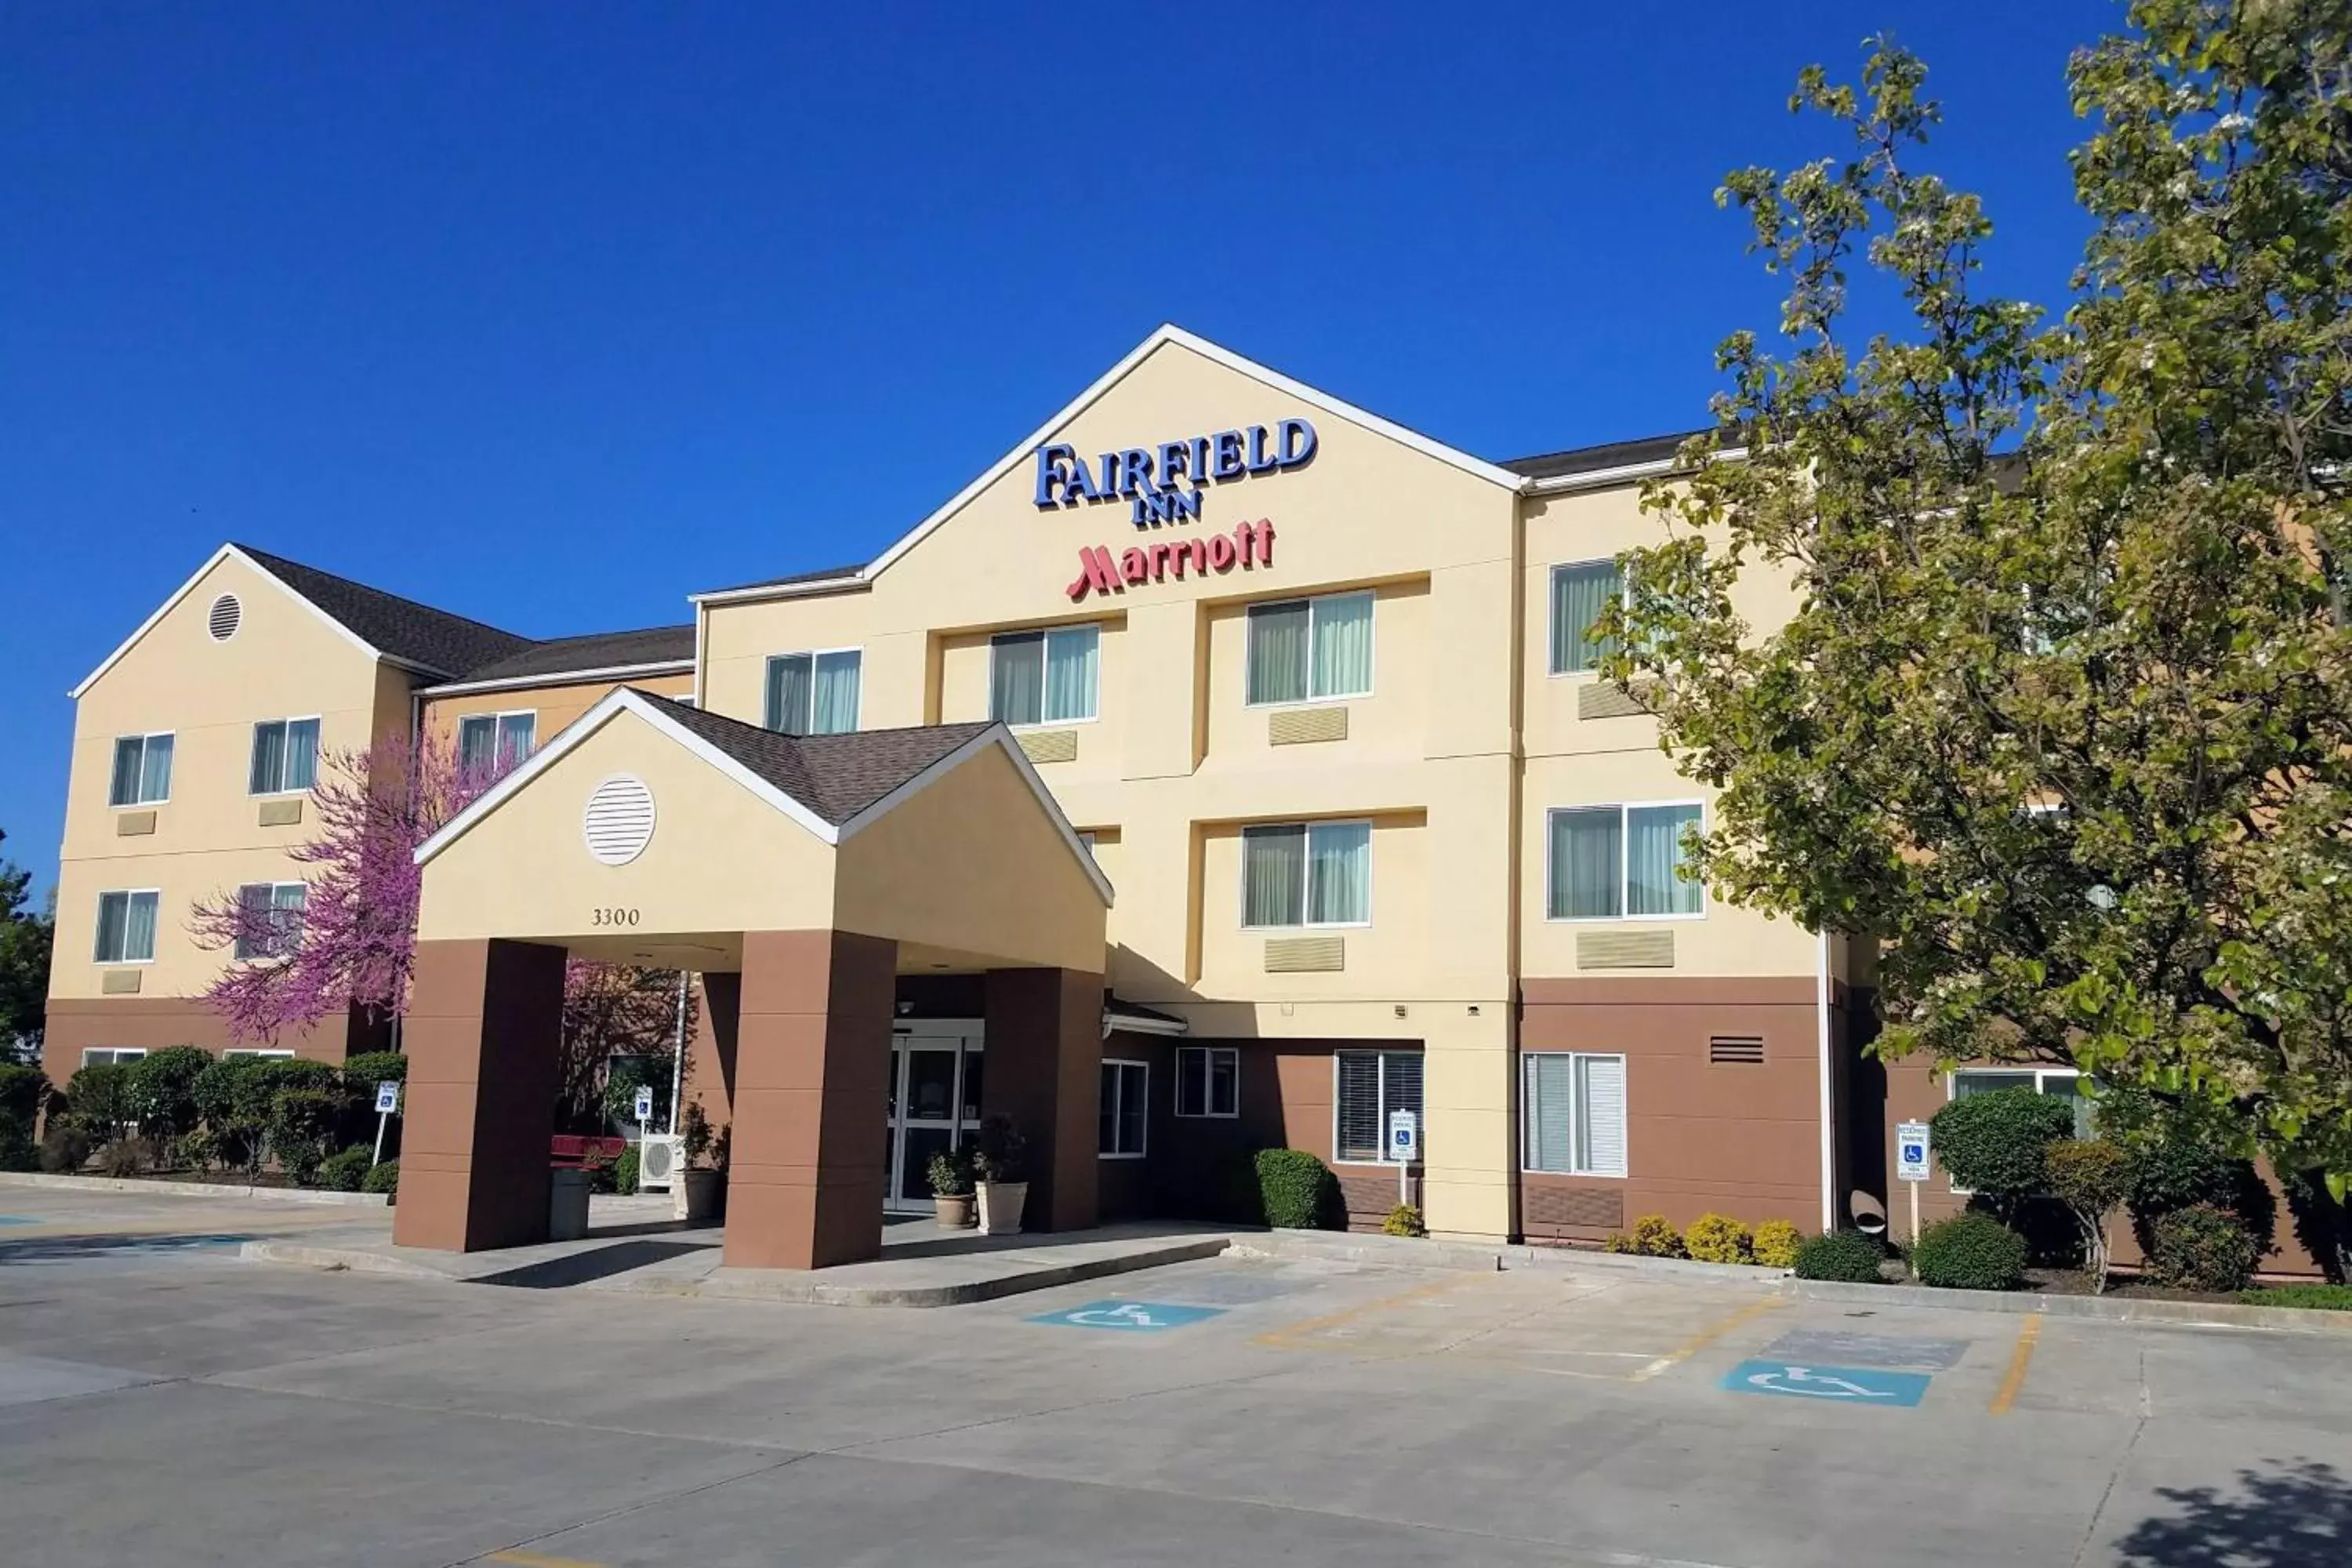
[590,907,641,927]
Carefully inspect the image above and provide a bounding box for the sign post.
[1387,1109,1420,1210]
[634,1084,655,1157]
[1895,1120,1933,1243]
[372,1080,401,1167]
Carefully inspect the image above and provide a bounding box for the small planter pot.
[673,1167,724,1222]
[976,1180,1028,1236]
[934,1192,976,1229]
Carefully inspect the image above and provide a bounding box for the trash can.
[548,1167,592,1242]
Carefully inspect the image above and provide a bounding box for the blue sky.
[2,1,2119,893]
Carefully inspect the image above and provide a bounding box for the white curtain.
[1310,593,1374,698]
[236,884,273,960]
[1241,825,1305,927]
[990,634,1044,725]
[1549,808,1622,918]
[95,892,125,962]
[458,716,495,775]
[1627,804,1702,916]
[495,713,535,769]
[284,718,319,791]
[812,650,862,734]
[1247,601,1310,704]
[142,735,172,803]
[122,891,158,964]
[1551,562,1621,673]
[1044,626,1098,722]
[1306,822,1370,924]
[766,653,812,734]
[249,722,285,794]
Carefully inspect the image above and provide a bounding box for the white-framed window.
[1522,1052,1629,1177]
[1241,820,1370,928]
[232,882,308,961]
[1549,560,1625,675]
[1336,1050,1423,1164]
[249,717,321,795]
[109,732,174,806]
[765,648,862,735]
[1098,1058,1148,1157]
[990,625,1098,727]
[457,711,536,776]
[93,890,160,964]
[80,1047,147,1068]
[1547,802,1704,920]
[1948,1067,2092,1139]
[222,1048,295,1060]
[1247,590,1373,706]
[1175,1046,1240,1119]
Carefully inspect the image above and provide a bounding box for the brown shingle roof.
[238,544,535,677]
[452,625,695,684]
[637,692,994,826]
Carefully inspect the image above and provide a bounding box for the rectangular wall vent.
[257,799,305,827]
[101,970,143,995]
[1577,929,1675,970]
[1709,1035,1766,1065]
[114,811,157,837]
[1269,706,1349,746]
[1265,935,1345,973]
[1017,728,1079,764]
[1577,681,1652,722]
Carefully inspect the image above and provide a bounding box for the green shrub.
[2243,1283,2352,1311]
[125,1046,212,1145]
[0,1062,49,1127]
[362,1159,399,1196]
[94,1136,153,1178]
[1912,1212,2029,1290]
[0,1121,34,1173]
[1625,1214,1686,1258]
[926,1145,972,1198]
[66,1062,136,1138]
[38,1122,92,1174]
[174,1127,223,1173]
[192,1055,273,1171]
[1254,1148,1344,1229]
[614,1145,641,1196]
[339,1051,408,1089]
[1929,1088,2077,1221]
[2125,1134,2274,1258]
[1382,1203,1426,1237]
[1795,1229,1887,1283]
[268,1086,343,1184]
[2044,1137,2134,1290]
[1602,1231,1640,1254]
[1685,1213,1754,1264]
[972,1115,1029,1184]
[317,1145,373,1192]
[2148,1203,2259,1292]
[1752,1219,1803,1269]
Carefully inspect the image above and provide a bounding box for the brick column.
[982,967,1104,1232]
[723,929,895,1270]
[391,938,567,1252]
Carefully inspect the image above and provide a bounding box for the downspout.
[668,970,691,1134]
[1816,929,1837,1232]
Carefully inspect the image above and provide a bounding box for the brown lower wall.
[42,996,383,1084]
[1519,976,1832,1243]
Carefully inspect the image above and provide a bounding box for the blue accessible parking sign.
[1721,1360,1932,1406]
[1028,1300,1227,1333]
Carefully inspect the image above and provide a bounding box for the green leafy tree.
[0,830,53,1065]
[2045,1138,2136,1293]
[1606,5,2352,1243]
[125,1046,213,1149]
[1929,1089,2079,1225]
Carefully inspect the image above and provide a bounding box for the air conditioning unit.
[637,1134,682,1193]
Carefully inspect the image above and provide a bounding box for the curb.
[0,1172,390,1208]
[1226,1228,1784,1289]
[238,1240,446,1276]
[1782,1276,2352,1334]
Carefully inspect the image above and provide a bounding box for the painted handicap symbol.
[1720,1359,1930,1406]
[1029,1299,1227,1333]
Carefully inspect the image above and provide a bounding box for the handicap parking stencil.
[1721,1359,1932,1406]
[1029,1300,1228,1333]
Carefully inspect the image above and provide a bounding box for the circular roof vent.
[583,775,656,866]
[208,593,242,641]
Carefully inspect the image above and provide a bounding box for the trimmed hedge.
[1911,1213,2028,1290]
[2148,1203,2259,1292]
[1255,1148,1344,1229]
[614,1145,641,1196]
[1794,1230,1886,1283]
[318,1145,373,1192]
[1752,1219,1803,1269]
[2243,1283,2352,1311]
[1685,1213,1754,1264]
[340,1051,408,1089]
[362,1159,399,1196]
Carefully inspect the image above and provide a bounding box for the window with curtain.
[457,713,536,777]
[1175,1046,1239,1118]
[1336,1050,1424,1163]
[109,733,174,806]
[1247,591,1373,704]
[249,718,320,794]
[990,626,1098,725]
[764,650,862,735]
[1098,1059,1148,1156]
[1523,1052,1628,1176]
[233,883,308,961]
[1550,561,1624,674]
[93,890,159,964]
[1547,803,1704,919]
[1242,821,1370,927]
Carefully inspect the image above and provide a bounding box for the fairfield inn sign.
[1044,417,1311,602]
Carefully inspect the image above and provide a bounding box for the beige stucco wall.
[421,671,694,755]
[51,553,415,1000]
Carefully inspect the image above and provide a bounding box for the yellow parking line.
[1250,1273,1483,1351]
[487,1551,608,1568]
[1630,1294,1786,1381]
[1988,1312,2042,1414]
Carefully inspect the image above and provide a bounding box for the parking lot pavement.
[5,1187,2352,1566]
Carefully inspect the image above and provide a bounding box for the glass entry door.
[885,1022,984,1213]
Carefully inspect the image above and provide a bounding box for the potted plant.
[972,1115,1029,1236]
[673,1102,724,1222]
[927,1145,976,1229]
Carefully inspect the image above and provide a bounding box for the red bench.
[550,1134,629,1169]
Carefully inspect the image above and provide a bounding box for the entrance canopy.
[413,687,1111,973]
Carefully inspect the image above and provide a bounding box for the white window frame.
[80,1047,147,1068]
[1543,800,1708,924]
[1547,558,1631,678]
[764,646,864,735]
[1332,1049,1424,1167]
[1174,1045,1240,1120]
[1942,1066,2089,1194]
[109,731,174,807]
[1099,1058,1149,1159]
[456,710,539,773]
[222,1048,296,1060]
[92,888,161,965]
[231,881,309,962]
[1244,590,1376,708]
[987,625,1100,728]
[249,715,322,797]
[1239,818,1374,931]
[1519,1051,1629,1178]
